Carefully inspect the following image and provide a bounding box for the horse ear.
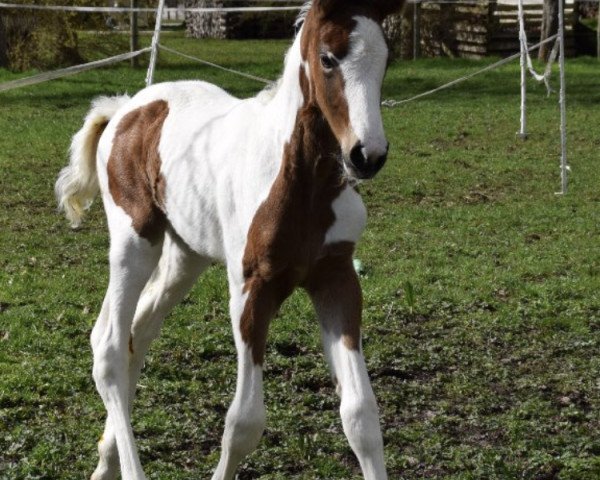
[375,0,407,20]
[313,0,339,18]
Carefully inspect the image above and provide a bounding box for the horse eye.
[320,54,336,71]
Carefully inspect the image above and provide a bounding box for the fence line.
[381,33,558,107]
[0,35,560,102]
[0,0,594,9]
[0,48,151,93]
[517,0,559,139]
[158,45,272,85]
[0,0,576,193]
[158,34,559,107]
[404,0,584,3]
[557,0,569,194]
[146,0,166,86]
[0,2,303,14]
[518,0,559,94]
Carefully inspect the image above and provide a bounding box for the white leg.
[211,342,265,480]
[91,232,210,480]
[90,295,120,480]
[323,335,387,480]
[212,270,292,480]
[91,205,164,480]
[306,249,388,480]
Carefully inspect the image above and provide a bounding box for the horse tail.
[55,95,129,228]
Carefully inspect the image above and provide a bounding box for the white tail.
[55,95,130,228]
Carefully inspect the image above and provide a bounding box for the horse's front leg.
[212,268,291,480]
[305,244,388,480]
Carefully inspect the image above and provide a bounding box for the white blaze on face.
[340,16,389,160]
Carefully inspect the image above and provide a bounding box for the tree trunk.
[539,0,560,61]
[383,8,415,60]
[0,16,7,68]
[597,0,600,59]
[185,0,226,39]
[383,13,403,60]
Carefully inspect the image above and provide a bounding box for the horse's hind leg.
[90,293,119,480]
[92,231,210,480]
[90,205,163,480]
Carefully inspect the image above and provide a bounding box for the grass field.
[1,33,599,479]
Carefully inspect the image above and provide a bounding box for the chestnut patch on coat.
[107,100,169,244]
[304,241,361,351]
[240,69,349,365]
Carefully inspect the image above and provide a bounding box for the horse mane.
[295,1,312,30]
[255,78,282,104]
[255,2,311,104]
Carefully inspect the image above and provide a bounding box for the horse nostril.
[350,143,367,171]
[370,143,389,174]
[373,151,388,172]
[347,143,389,179]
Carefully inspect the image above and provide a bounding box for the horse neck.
[263,32,305,143]
[263,30,343,192]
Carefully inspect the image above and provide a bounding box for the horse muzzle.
[345,142,389,180]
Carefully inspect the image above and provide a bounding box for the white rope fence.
[557,0,569,194]
[145,0,165,86]
[0,2,303,14]
[0,47,151,93]
[403,0,591,3]
[0,37,560,97]
[513,0,569,193]
[381,33,558,107]
[517,0,559,140]
[158,45,272,85]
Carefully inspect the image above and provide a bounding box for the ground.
[0,34,599,479]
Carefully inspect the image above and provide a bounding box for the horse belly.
[161,154,226,260]
[158,114,241,260]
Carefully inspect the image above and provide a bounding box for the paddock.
[0,22,599,480]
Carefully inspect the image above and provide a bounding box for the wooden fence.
[417,0,576,59]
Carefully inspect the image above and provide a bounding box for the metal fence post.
[130,0,139,68]
[517,0,528,139]
[413,0,421,60]
[597,0,600,60]
[146,0,166,86]
[557,0,569,194]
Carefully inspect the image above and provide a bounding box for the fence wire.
[0,48,151,93]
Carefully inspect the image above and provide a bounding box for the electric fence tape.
[0,48,151,93]
[158,45,272,85]
[381,34,558,108]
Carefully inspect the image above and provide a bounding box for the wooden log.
[456,32,488,44]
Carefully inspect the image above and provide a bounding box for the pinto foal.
[56,1,404,478]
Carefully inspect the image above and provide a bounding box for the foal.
[56,1,404,478]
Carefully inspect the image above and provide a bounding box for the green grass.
[580,18,598,31]
[1,34,599,479]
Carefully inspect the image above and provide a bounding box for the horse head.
[299,0,405,179]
